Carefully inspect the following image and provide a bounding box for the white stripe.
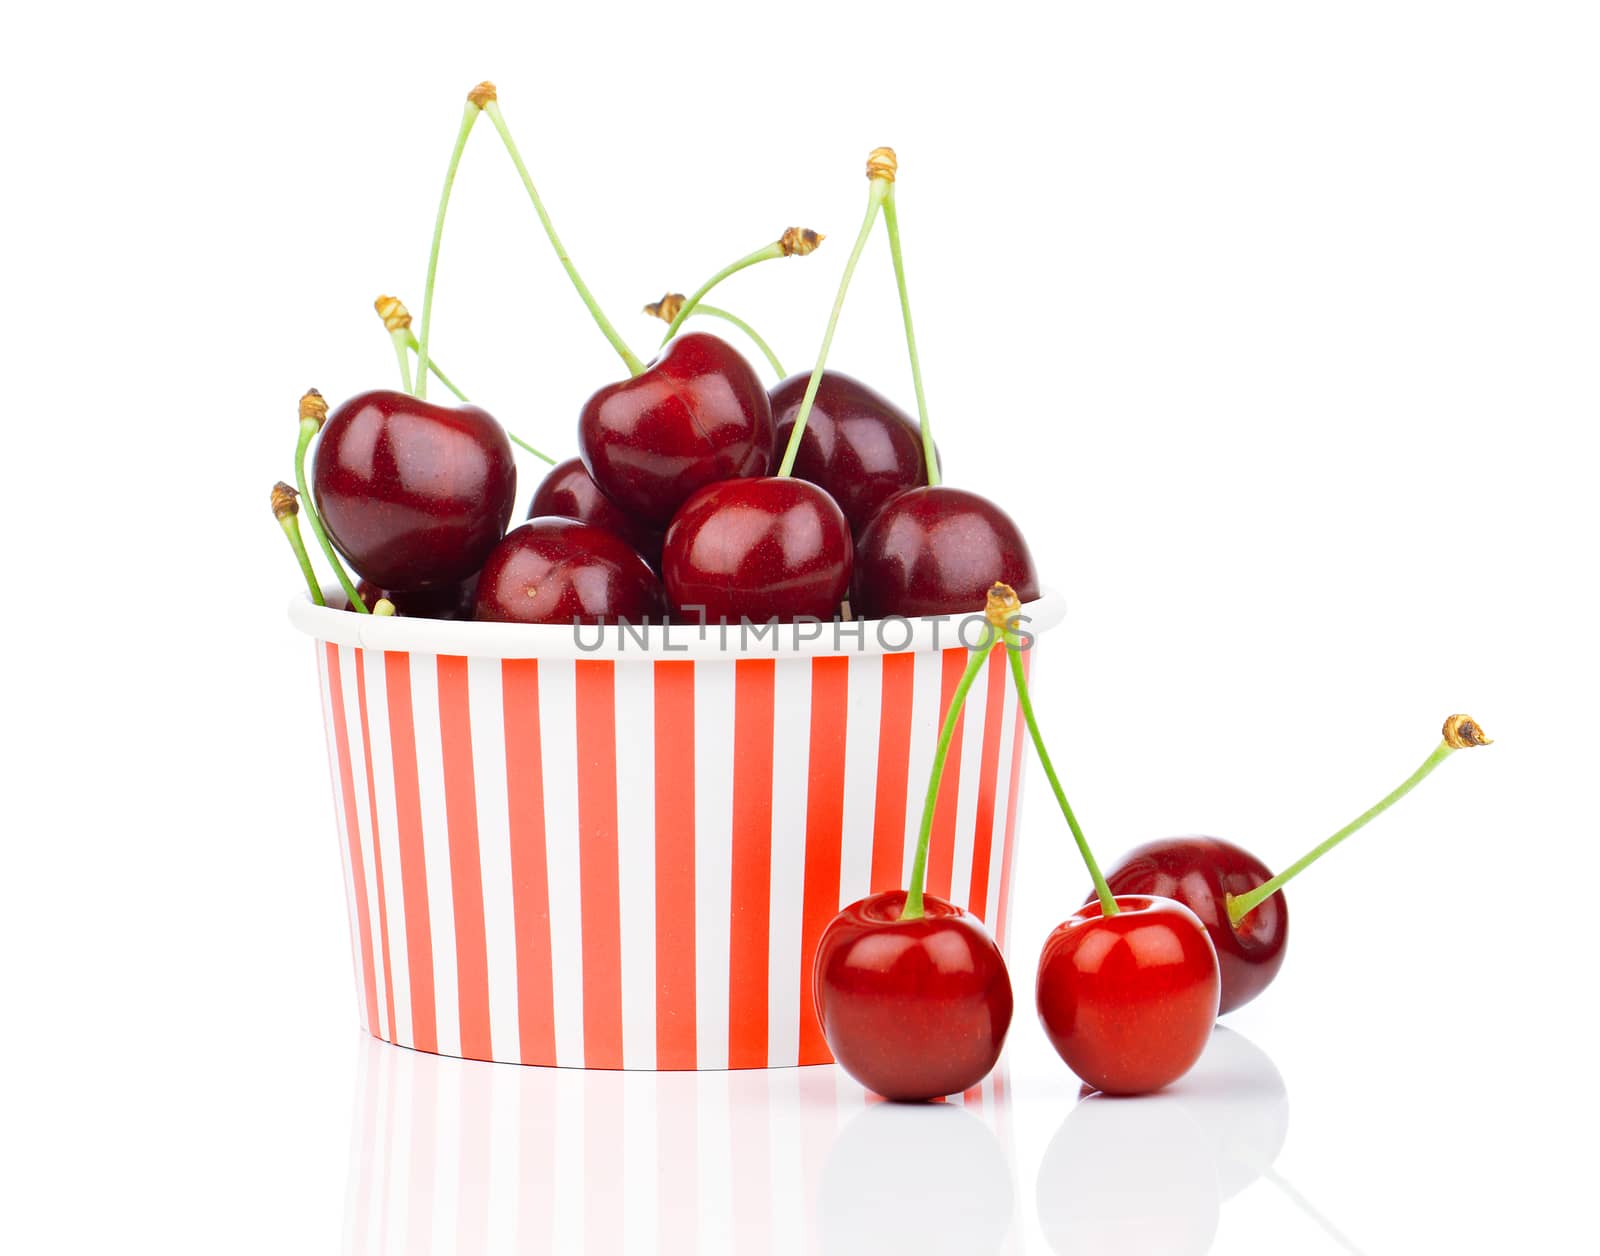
[429,1059,462,1254]
[317,645,366,1034]
[410,651,459,1058]
[551,1071,585,1252]
[340,645,391,1044]
[538,660,585,1067]
[467,656,518,1063]
[901,649,946,884]
[361,649,407,1046]
[948,650,992,913]
[365,1040,395,1253]
[766,1068,805,1256]
[696,1073,734,1252]
[622,1073,658,1254]
[986,661,1022,932]
[382,1044,413,1253]
[836,654,882,912]
[693,663,735,1069]
[485,1058,520,1253]
[614,662,657,1069]
[767,658,812,1067]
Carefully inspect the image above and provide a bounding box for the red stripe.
[384,651,438,1053]
[727,658,774,1068]
[797,655,849,1064]
[437,655,492,1061]
[869,653,915,892]
[502,660,555,1065]
[574,659,623,1069]
[927,647,970,900]
[353,649,398,1042]
[967,645,1008,920]
[653,660,697,1069]
[995,648,1030,952]
[324,643,380,1035]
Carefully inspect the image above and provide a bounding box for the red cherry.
[661,476,852,623]
[473,518,664,624]
[1100,838,1287,1016]
[345,575,480,620]
[813,890,1013,1102]
[1036,895,1220,1096]
[852,485,1040,620]
[769,371,935,537]
[525,456,663,570]
[312,389,516,591]
[578,332,773,529]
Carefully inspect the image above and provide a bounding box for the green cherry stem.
[656,227,824,346]
[414,88,487,400]
[1226,715,1494,927]
[881,185,939,486]
[775,150,895,478]
[643,293,786,377]
[294,390,368,613]
[480,87,646,377]
[272,482,324,606]
[992,582,1117,915]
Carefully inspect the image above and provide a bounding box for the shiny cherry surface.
[769,370,933,537]
[1036,895,1220,1096]
[312,389,516,591]
[661,476,852,623]
[345,575,479,620]
[525,456,663,569]
[813,890,1013,1102]
[852,485,1039,619]
[578,332,773,529]
[1101,837,1288,1015]
[473,518,664,625]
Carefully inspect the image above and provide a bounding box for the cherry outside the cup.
[661,476,853,623]
[1100,837,1287,1016]
[813,890,1013,1103]
[312,389,516,592]
[769,370,934,537]
[473,518,664,625]
[852,485,1040,619]
[1036,894,1220,1096]
[578,332,773,529]
[526,456,663,570]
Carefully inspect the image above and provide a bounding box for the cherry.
[311,388,516,592]
[578,331,774,528]
[346,575,480,621]
[769,371,935,537]
[661,477,852,623]
[473,517,664,624]
[526,456,663,569]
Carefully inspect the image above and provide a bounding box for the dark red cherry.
[473,518,665,625]
[344,575,479,620]
[1100,837,1288,1016]
[661,477,852,623]
[312,389,516,591]
[769,371,935,537]
[851,485,1039,619]
[578,332,773,529]
[526,456,663,569]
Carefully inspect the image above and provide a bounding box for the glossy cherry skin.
[472,518,664,625]
[578,332,773,529]
[769,371,934,537]
[525,456,663,569]
[852,485,1040,620]
[1036,895,1220,1096]
[1100,837,1287,1015]
[312,389,516,591]
[344,575,479,620]
[813,890,1013,1102]
[662,477,853,623]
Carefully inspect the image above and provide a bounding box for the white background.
[3,2,1596,1252]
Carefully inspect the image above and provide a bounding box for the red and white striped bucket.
[291,592,1065,1069]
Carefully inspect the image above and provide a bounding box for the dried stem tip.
[984,582,1023,632]
[643,292,685,323]
[780,226,825,256]
[271,481,299,520]
[1442,714,1493,749]
[374,294,412,332]
[866,146,898,183]
[467,80,497,109]
[373,597,398,617]
[299,388,328,430]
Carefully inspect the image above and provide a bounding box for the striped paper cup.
[290,590,1065,1070]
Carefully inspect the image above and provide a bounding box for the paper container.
[290,591,1065,1069]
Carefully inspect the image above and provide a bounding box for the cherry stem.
[1226,715,1492,927]
[415,100,481,400]
[399,327,469,402]
[775,178,890,478]
[389,330,414,393]
[272,482,324,606]
[880,187,939,486]
[658,242,784,344]
[294,393,367,613]
[901,627,995,921]
[481,99,646,376]
[692,305,786,376]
